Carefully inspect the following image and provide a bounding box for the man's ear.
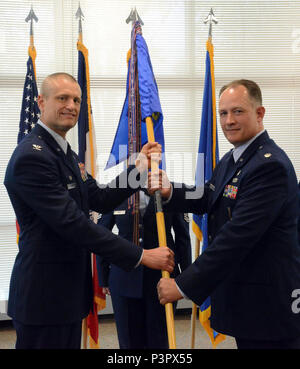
[37,94,44,112]
[256,106,265,123]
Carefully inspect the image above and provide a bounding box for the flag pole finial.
[204,8,218,39]
[126,7,144,26]
[25,6,38,48]
[76,2,85,42]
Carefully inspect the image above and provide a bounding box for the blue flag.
[77,46,89,164]
[192,38,225,347]
[105,29,165,170]
[18,54,40,144]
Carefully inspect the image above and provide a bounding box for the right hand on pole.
[141,247,174,273]
[148,169,172,199]
[135,142,162,173]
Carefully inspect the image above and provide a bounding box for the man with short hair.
[153,79,300,349]
[4,72,174,349]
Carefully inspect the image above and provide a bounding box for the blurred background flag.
[76,4,105,349]
[18,49,39,144]
[18,6,39,144]
[191,9,226,348]
[17,7,40,242]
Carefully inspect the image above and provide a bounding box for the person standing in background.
[97,189,192,349]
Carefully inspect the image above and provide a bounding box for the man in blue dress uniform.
[4,72,174,349]
[298,181,300,246]
[154,79,300,349]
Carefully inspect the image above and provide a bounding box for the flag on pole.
[104,20,166,248]
[192,37,225,348]
[18,47,39,144]
[105,22,165,170]
[17,42,40,244]
[19,7,39,144]
[77,37,105,349]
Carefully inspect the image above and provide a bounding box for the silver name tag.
[114,210,126,215]
[209,183,215,191]
[67,183,77,190]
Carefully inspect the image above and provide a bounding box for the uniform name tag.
[209,183,215,191]
[223,185,238,199]
[114,210,126,215]
[67,182,77,190]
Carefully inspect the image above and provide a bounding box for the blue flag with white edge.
[192,38,225,348]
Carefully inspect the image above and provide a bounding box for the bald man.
[4,72,174,349]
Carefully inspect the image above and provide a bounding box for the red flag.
[77,31,106,348]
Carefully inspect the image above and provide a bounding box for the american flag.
[18,55,40,144]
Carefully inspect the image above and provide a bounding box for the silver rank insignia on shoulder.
[184,213,190,223]
[264,153,272,158]
[32,144,42,151]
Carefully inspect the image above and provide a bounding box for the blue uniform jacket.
[96,194,192,299]
[164,131,300,340]
[298,182,300,246]
[4,124,144,325]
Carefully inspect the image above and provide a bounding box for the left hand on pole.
[157,277,183,305]
[135,142,162,173]
[148,169,172,198]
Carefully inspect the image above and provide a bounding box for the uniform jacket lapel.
[142,194,155,220]
[30,124,85,202]
[211,151,236,205]
[65,145,86,196]
[211,131,270,207]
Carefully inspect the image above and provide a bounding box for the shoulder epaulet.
[257,144,274,161]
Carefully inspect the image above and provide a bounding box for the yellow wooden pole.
[76,6,88,349]
[28,27,37,80]
[145,116,176,349]
[25,7,38,80]
[82,319,88,349]
[190,238,200,348]
[79,31,88,351]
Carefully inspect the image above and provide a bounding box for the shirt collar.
[232,129,265,163]
[37,119,68,154]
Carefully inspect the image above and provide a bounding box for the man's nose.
[226,112,235,125]
[65,99,76,110]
